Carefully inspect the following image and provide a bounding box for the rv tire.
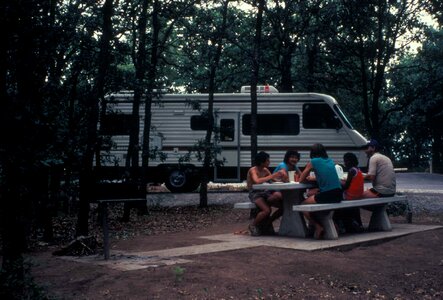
[165,169,199,193]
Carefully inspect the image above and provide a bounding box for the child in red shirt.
[334,152,365,233]
[342,153,364,200]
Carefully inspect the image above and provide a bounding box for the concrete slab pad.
[58,224,441,271]
[201,224,442,251]
[60,253,193,271]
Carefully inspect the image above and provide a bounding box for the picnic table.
[235,182,408,240]
[235,182,315,237]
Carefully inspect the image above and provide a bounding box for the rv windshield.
[333,105,353,129]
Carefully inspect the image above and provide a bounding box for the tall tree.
[388,28,443,172]
[263,0,313,92]
[76,0,114,236]
[141,0,162,177]
[126,0,149,172]
[324,0,427,140]
[199,0,230,207]
[0,0,66,294]
[250,0,266,164]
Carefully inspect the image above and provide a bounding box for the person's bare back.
[246,166,272,189]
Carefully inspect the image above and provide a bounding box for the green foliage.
[172,266,186,282]
[180,99,226,168]
[175,2,251,92]
[0,260,50,300]
[388,28,443,171]
[257,287,264,298]
[387,201,411,217]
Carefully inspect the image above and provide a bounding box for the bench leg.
[368,204,392,231]
[313,211,338,240]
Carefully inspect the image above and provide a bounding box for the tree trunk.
[306,35,318,92]
[76,0,114,236]
[0,0,38,282]
[280,50,293,92]
[126,0,150,174]
[199,0,229,207]
[250,0,265,164]
[431,117,443,173]
[0,170,27,280]
[142,0,161,184]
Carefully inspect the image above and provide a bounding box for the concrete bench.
[293,195,408,240]
[234,202,256,209]
[234,202,259,219]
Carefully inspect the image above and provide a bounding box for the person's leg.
[348,207,364,232]
[362,188,380,198]
[336,207,363,233]
[268,191,282,204]
[306,188,319,197]
[302,195,324,239]
[267,191,283,222]
[349,207,363,227]
[249,197,271,236]
[332,209,347,234]
[252,197,271,225]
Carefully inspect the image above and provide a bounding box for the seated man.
[362,139,396,198]
[247,151,285,236]
[273,150,302,182]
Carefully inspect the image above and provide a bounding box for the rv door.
[214,113,241,182]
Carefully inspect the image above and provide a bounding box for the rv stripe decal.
[161,146,363,151]
[105,99,325,104]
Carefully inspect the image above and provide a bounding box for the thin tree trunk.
[126,0,149,173]
[76,0,113,236]
[142,0,161,183]
[200,0,229,207]
[250,0,265,164]
[0,0,38,279]
[280,50,293,92]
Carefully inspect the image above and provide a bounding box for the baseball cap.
[362,139,380,149]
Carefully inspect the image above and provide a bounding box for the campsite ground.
[29,194,443,300]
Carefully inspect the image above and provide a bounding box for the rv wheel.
[165,169,188,193]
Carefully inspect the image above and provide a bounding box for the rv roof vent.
[240,85,279,93]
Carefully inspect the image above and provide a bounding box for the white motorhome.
[98,86,368,192]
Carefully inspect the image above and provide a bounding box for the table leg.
[278,190,307,237]
[100,202,109,260]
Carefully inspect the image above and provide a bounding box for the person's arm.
[364,156,376,182]
[298,161,313,182]
[250,168,284,184]
[342,167,356,190]
[271,164,288,182]
[364,174,375,182]
[295,165,301,175]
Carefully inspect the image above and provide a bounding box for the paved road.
[145,172,443,209]
[384,172,443,193]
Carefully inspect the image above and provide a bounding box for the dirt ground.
[29,204,443,300]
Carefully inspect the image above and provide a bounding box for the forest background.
[0,0,442,298]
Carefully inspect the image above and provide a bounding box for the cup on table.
[288,170,296,183]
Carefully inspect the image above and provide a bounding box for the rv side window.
[220,119,235,141]
[100,114,135,135]
[242,114,300,135]
[303,104,342,129]
[190,115,209,130]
